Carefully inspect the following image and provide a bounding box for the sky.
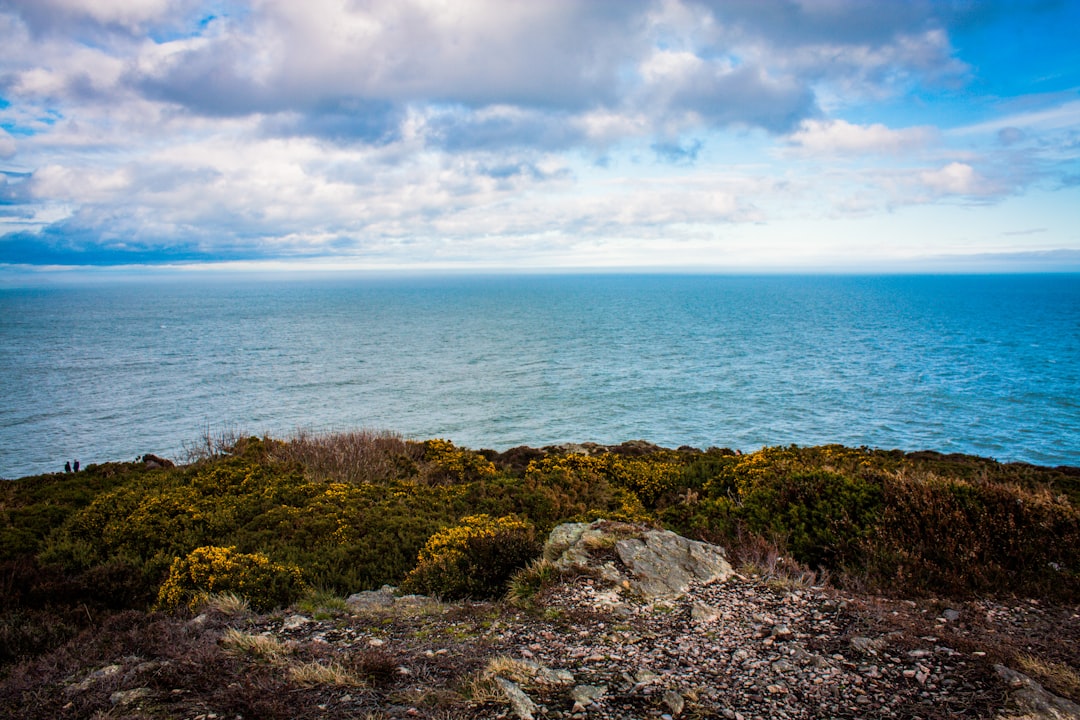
[1,0,1079,276]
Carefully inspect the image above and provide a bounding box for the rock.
[495,677,539,720]
[770,624,793,640]
[663,689,686,716]
[615,530,733,600]
[67,664,122,694]
[943,609,961,622]
[543,521,733,601]
[571,684,607,709]
[532,663,575,686]
[111,687,152,706]
[282,614,311,631]
[691,601,723,624]
[635,669,660,685]
[346,586,397,611]
[994,665,1080,720]
[141,454,175,469]
[850,636,886,655]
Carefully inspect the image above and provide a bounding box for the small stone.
[663,689,685,716]
[692,602,723,624]
[635,670,660,685]
[571,684,607,707]
[771,624,793,640]
[110,688,152,706]
[281,614,311,631]
[368,638,385,647]
[850,636,885,655]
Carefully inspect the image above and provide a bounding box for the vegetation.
[1,431,1077,672]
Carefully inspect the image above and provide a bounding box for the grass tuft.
[288,659,365,687]
[221,628,289,662]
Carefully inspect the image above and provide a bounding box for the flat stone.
[111,688,152,706]
[346,586,396,611]
[692,601,723,624]
[282,614,311,631]
[663,689,685,716]
[571,684,607,707]
[495,677,538,720]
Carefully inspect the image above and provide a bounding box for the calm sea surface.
[2,274,1078,477]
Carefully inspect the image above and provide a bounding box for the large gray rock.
[995,665,1080,720]
[544,520,733,601]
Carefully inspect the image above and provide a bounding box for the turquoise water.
[1,274,1078,477]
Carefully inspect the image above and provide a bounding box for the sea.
[1,273,1078,478]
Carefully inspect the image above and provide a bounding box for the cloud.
[0,0,200,35]
[786,119,937,155]
[0,128,15,158]
[918,162,1003,198]
[1,0,1077,269]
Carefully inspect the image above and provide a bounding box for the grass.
[296,587,349,619]
[507,558,559,605]
[221,628,289,662]
[1015,653,1080,701]
[200,591,252,616]
[288,660,365,687]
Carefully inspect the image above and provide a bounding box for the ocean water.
[1,273,1078,478]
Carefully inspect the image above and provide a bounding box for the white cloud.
[0,129,16,158]
[1,0,1077,268]
[787,119,937,156]
[30,164,133,202]
[919,162,993,196]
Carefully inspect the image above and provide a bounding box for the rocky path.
[239,574,1019,720]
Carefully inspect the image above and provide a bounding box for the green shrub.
[156,546,307,612]
[402,515,540,600]
[739,469,883,570]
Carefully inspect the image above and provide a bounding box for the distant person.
[64,461,71,473]
[73,459,80,472]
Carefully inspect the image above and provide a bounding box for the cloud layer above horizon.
[2,0,1079,272]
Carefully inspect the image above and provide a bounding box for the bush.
[156,546,307,612]
[418,439,498,484]
[739,469,883,570]
[865,474,1080,598]
[402,515,540,600]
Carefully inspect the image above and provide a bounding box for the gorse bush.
[419,439,498,484]
[402,514,540,600]
[1,431,1077,662]
[156,545,307,612]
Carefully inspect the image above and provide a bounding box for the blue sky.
[1,0,1079,275]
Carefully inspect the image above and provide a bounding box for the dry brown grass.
[272,429,421,484]
[482,655,536,684]
[200,592,251,616]
[1016,653,1080,701]
[221,628,289,662]
[288,659,365,687]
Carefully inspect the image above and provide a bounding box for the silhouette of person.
[73,459,80,472]
[65,461,71,473]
